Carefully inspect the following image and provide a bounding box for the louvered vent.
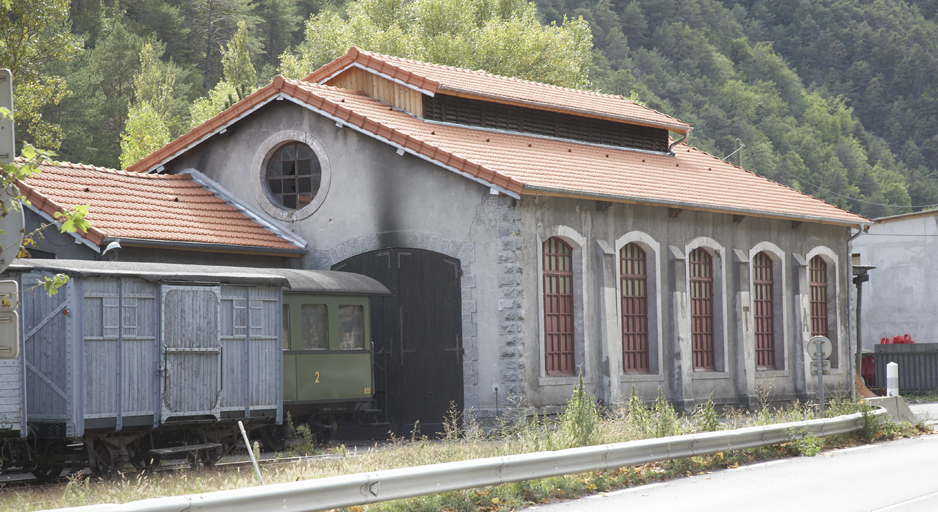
[423,94,669,152]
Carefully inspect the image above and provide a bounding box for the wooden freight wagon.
[3,259,389,477]
[7,259,291,476]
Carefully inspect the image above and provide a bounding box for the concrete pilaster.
[595,239,621,406]
[733,249,757,409]
[668,245,693,413]
[792,253,811,401]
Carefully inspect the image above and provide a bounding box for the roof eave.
[101,236,308,257]
[125,78,287,174]
[522,185,872,228]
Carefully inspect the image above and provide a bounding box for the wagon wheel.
[200,446,222,468]
[260,424,289,452]
[88,442,115,478]
[31,465,64,483]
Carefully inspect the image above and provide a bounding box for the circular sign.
[807,335,832,360]
[0,199,24,273]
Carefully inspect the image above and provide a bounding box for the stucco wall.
[853,214,938,349]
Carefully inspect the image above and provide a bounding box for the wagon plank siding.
[220,285,247,412]
[22,272,71,421]
[83,279,119,418]
[121,282,158,417]
[0,360,22,432]
[250,287,280,410]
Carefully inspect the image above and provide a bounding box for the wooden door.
[160,286,221,421]
[335,249,463,435]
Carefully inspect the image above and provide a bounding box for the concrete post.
[887,362,899,397]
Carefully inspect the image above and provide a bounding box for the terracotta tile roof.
[16,160,305,252]
[305,47,693,133]
[127,74,868,226]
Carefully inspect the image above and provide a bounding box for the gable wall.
[162,99,855,422]
[326,67,425,117]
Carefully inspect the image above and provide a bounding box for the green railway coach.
[273,269,390,444]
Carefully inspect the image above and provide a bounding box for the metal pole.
[816,341,824,414]
[239,420,265,485]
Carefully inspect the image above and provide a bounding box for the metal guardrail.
[58,409,885,512]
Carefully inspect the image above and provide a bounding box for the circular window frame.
[253,130,331,221]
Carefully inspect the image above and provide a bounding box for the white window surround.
[806,246,843,373]
[537,226,591,386]
[685,237,729,375]
[615,231,664,383]
[252,129,332,222]
[750,241,790,377]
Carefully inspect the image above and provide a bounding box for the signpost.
[0,69,21,274]
[0,69,13,165]
[808,335,832,412]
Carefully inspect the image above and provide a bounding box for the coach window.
[338,305,365,350]
[301,304,329,350]
[282,304,291,350]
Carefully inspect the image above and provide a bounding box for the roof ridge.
[357,48,628,100]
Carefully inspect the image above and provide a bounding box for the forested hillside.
[12,0,938,217]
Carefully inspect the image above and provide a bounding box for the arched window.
[753,251,776,369]
[620,243,649,374]
[543,237,575,376]
[689,248,715,371]
[809,256,829,338]
[266,141,322,209]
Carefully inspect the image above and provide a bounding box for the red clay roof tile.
[305,47,693,133]
[17,160,303,252]
[125,56,867,226]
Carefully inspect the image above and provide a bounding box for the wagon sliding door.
[160,286,221,422]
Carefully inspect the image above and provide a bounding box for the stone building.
[21,48,869,431]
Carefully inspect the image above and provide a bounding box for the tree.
[189,20,258,128]
[280,0,594,89]
[0,0,82,150]
[0,1,90,297]
[52,20,148,167]
[255,0,303,70]
[178,0,260,91]
[119,102,171,169]
[119,43,179,168]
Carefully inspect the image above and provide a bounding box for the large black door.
[334,249,463,435]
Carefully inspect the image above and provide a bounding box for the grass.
[0,383,925,512]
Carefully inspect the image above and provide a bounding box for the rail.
[56,409,885,512]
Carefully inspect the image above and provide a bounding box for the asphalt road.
[523,432,938,512]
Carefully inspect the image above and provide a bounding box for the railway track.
[0,444,368,488]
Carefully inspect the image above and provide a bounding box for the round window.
[266,142,322,210]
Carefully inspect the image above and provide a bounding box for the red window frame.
[621,243,649,374]
[543,237,575,376]
[753,252,776,369]
[809,256,829,338]
[689,248,715,371]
